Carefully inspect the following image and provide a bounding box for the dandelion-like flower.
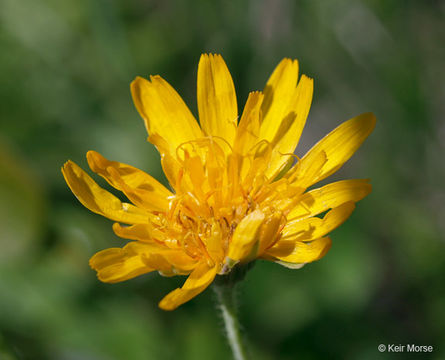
[62,54,375,310]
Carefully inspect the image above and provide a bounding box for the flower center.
[160,191,256,263]
[153,137,295,269]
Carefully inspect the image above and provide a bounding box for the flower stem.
[213,262,254,360]
[213,282,247,360]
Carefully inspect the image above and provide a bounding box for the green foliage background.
[0,0,444,359]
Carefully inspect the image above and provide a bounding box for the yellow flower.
[62,54,375,310]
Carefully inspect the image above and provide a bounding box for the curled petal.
[90,242,197,283]
[281,202,355,242]
[258,212,283,255]
[62,160,149,224]
[143,251,198,276]
[288,179,372,221]
[159,262,217,311]
[89,242,154,283]
[264,237,332,265]
[227,209,265,262]
[87,150,171,212]
[289,112,376,185]
[112,223,164,243]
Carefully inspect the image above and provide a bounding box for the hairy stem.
[213,263,254,360]
[213,282,247,360]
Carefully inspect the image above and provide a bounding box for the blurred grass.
[0,0,444,359]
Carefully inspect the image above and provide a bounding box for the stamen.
[209,135,234,154]
[278,151,301,163]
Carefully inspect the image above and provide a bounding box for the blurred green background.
[1,0,444,359]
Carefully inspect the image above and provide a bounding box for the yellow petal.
[265,75,314,178]
[90,242,197,283]
[146,133,183,191]
[143,251,198,276]
[227,209,265,261]
[204,220,225,263]
[282,202,355,242]
[291,112,376,185]
[240,141,274,191]
[62,161,149,224]
[147,133,184,191]
[234,91,263,155]
[265,237,332,264]
[86,150,171,212]
[290,150,327,187]
[232,91,264,182]
[183,154,207,198]
[261,58,299,137]
[112,223,165,243]
[89,242,154,283]
[131,75,203,155]
[159,262,217,310]
[288,179,372,221]
[197,54,238,149]
[258,212,283,255]
[275,151,327,212]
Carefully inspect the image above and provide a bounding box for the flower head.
[62,54,375,310]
